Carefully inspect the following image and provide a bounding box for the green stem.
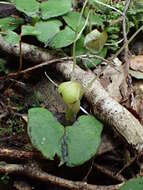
[71,0,89,81]
[93,0,123,15]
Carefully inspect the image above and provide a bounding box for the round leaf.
[40,0,72,20]
[119,176,143,190]
[28,108,64,160]
[35,20,62,45]
[11,0,39,18]
[49,26,75,48]
[65,115,103,167]
[63,11,85,32]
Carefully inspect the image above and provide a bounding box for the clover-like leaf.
[40,0,72,20]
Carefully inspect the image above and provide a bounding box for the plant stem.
[71,0,89,81]
[93,0,123,15]
[18,30,22,72]
[111,25,143,60]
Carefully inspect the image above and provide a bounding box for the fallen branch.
[0,162,119,190]
[0,35,54,63]
[0,37,143,152]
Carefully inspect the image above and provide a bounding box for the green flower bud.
[58,81,83,105]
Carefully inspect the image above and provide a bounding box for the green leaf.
[28,108,103,167]
[63,11,85,32]
[35,20,62,45]
[65,115,103,167]
[75,35,86,56]
[119,176,143,190]
[89,14,104,29]
[22,25,40,36]
[0,17,24,31]
[28,108,64,160]
[84,29,108,52]
[84,47,107,68]
[40,0,72,20]
[4,30,19,45]
[50,26,75,48]
[11,0,39,18]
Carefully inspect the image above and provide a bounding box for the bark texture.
[0,35,53,63]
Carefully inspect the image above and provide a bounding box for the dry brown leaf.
[130,55,143,72]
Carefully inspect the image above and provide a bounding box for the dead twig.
[0,162,120,190]
[94,163,125,182]
[0,55,111,80]
[0,148,44,161]
[112,25,143,60]
[122,0,131,75]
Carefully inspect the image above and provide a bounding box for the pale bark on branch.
[0,35,53,63]
[0,36,143,151]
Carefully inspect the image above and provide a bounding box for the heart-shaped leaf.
[40,0,72,20]
[34,20,62,45]
[28,108,103,167]
[11,0,39,18]
[63,11,85,32]
[49,26,75,48]
[28,108,64,160]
